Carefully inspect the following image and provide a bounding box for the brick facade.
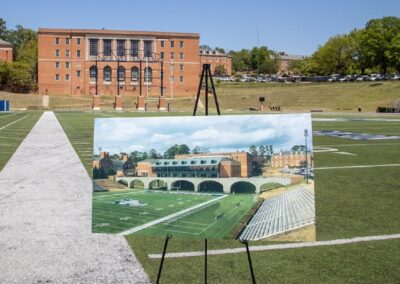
[0,39,13,63]
[200,49,232,76]
[38,28,200,97]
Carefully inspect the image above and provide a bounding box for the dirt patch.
[268,224,316,242]
[96,179,127,191]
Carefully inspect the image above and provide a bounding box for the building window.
[180,76,184,83]
[89,66,97,81]
[170,40,174,48]
[77,38,81,45]
[170,63,174,70]
[89,39,98,57]
[66,38,70,45]
[55,38,60,45]
[65,50,70,58]
[144,67,152,82]
[103,66,112,81]
[103,39,112,57]
[160,40,165,48]
[131,67,139,82]
[170,52,175,60]
[55,74,60,81]
[117,40,125,57]
[160,52,164,59]
[55,62,60,69]
[179,41,184,48]
[76,50,81,57]
[76,70,81,77]
[130,40,139,57]
[65,62,70,69]
[179,52,184,60]
[117,66,125,81]
[144,40,153,57]
[55,50,60,57]
[180,64,184,71]
[65,74,70,81]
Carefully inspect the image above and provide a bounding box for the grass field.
[2,80,400,112]
[0,111,42,170]
[54,111,400,283]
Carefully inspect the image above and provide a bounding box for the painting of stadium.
[92,114,316,241]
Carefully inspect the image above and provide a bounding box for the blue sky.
[2,0,399,55]
[93,114,313,155]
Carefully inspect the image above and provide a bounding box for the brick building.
[0,39,13,63]
[175,152,252,177]
[200,48,232,76]
[38,28,200,97]
[274,52,307,75]
[271,151,312,169]
[137,157,241,178]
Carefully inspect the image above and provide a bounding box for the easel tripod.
[156,64,256,283]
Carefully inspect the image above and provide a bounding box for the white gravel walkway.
[0,112,149,284]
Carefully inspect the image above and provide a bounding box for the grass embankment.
[3,81,400,112]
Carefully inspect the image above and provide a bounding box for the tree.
[214,65,227,76]
[0,61,11,87]
[258,146,266,158]
[249,145,258,157]
[291,145,306,152]
[360,17,400,74]
[0,18,7,39]
[387,32,400,73]
[164,144,190,159]
[149,149,160,159]
[3,25,37,60]
[7,62,32,93]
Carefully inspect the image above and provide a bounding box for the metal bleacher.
[239,185,315,241]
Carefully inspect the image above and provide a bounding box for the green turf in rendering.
[0,111,43,170]
[92,190,215,234]
[135,194,256,239]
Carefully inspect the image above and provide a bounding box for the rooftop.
[38,28,200,39]
[150,157,231,167]
[0,39,12,47]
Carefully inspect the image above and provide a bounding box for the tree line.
[292,16,400,75]
[0,18,37,92]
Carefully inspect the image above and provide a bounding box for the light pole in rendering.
[304,129,309,184]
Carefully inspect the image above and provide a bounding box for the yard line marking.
[148,233,400,259]
[93,190,146,198]
[315,164,400,170]
[117,195,227,235]
[0,114,28,130]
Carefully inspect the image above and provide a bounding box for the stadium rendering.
[92,114,316,241]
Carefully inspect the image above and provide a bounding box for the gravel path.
[0,112,149,284]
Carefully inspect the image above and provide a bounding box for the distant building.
[137,156,241,178]
[200,48,232,76]
[273,52,308,75]
[0,39,13,63]
[93,151,135,177]
[176,152,252,177]
[271,150,312,169]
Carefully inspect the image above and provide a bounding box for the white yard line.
[148,233,400,259]
[315,164,400,170]
[117,195,227,235]
[0,114,28,130]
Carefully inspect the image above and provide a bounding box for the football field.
[93,189,257,239]
[55,111,400,283]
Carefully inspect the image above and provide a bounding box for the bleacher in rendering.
[239,185,315,241]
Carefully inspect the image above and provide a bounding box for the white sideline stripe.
[117,195,227,235]
[0,115,28,130]
[315,164,400,170]
[148,233,400,259]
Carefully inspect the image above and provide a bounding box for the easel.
[156,64,256,283]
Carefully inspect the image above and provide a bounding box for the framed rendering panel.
[92,114,316,241]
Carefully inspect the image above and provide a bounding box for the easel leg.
[156,234,172,284]
[205,238,208,284]
[242,240,256,284]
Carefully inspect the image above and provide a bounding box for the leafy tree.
[7,62,32,93]
[249,145,258,157]
[387,32,400,72]
[106,168,116,176]
[0,61,11,86]
[3,25,37,60]
[149,149,161,159]
[359,17,400,74]
[214,64,227,76]
[164,144,191,159]
[291,145,306,152]
[258,146,266,158]
[0,18,6,39]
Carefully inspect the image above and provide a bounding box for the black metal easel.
[156,67,255,282]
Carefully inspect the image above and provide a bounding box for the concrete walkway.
[0,112,149,283]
